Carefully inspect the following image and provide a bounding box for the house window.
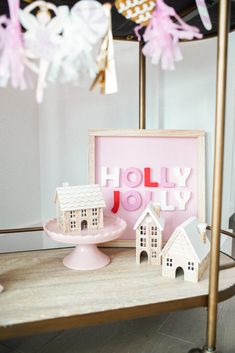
[140,225,146,235]
[140,238,146,247]
[92,218,98,226]
[152,251,157,258]
[166,258,173,267]
[92,208,98,216]
[151,226,158,236]
[70,220,77,230]
[188,261,195,271]
[70,211,76,218]
[81,209,87,217]
[151,238,158,248]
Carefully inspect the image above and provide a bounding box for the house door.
[175,266,184,280]
[81,220,88,230]
[140,250,148,264]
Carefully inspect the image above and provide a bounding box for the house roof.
[55,184,106,211]
[133,202,165,231]
[160,216,210,263]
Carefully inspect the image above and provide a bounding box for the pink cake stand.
[43,214,126,271]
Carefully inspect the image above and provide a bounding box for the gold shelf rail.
[0,225,234,237]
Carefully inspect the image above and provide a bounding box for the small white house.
[55,183,106,233]
[161,217,210,283]
[134,202,165,265]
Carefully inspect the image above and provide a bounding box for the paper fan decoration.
[71,0,108,43]
[115,0,156,25]
[49,0,109,84]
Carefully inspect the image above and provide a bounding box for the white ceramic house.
[134,202,165,265]
[55,183,106,233]
[161,217,210,283]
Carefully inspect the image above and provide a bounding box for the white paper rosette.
[49,0,109,83]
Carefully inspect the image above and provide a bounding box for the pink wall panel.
[95,136,201,241]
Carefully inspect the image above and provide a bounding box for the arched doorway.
[175,266,184,279]
[140,251,148,264]
[81,220,88,230]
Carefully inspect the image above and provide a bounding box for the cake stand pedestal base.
[188,348,218,353]
[44,215,126,271]
[63,244,110,270]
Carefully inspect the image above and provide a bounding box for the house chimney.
[197,223,207,243]
[154,203,161,216]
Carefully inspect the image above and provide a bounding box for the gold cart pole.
[206,0,230,351]
[189,1,230,353]
[139,42,146,129]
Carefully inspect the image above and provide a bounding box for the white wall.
[147,33,235,230]
[0,88,42,251]
[0,34,234,252]
[38,41,139,248]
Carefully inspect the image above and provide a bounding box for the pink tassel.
[139,0,203,70]
[0,0,27,89]
[0,15,10,86]
[0,15,9,49]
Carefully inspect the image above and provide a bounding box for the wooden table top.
[0,248,234,339]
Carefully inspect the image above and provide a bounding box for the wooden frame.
[89,129,205,247]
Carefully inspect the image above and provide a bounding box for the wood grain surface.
[0,248,234,339]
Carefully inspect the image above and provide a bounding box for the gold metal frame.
[139,42,146,129]
[1,225,235,237]
[189,1,231,352]
[206,0,230,351]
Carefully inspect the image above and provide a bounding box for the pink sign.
[89,130,205,245]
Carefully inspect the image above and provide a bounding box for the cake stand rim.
[43,214,127,245]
